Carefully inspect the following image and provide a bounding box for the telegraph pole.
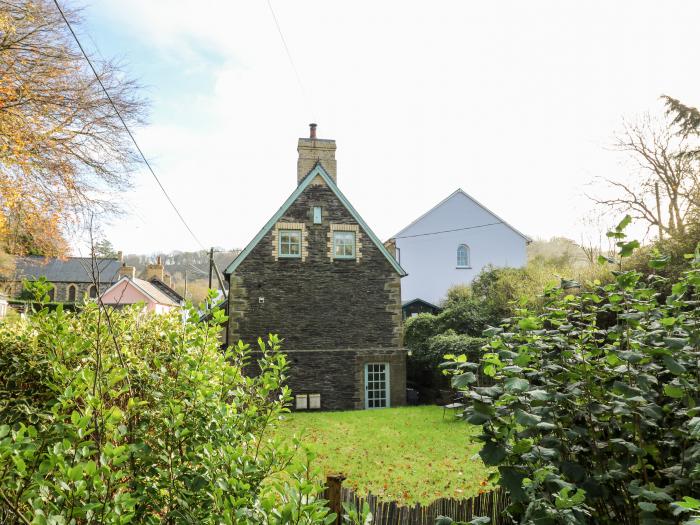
[208,247,214,290]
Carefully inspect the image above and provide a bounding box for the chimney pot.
[309,123,317,139]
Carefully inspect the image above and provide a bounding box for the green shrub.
[447,218,700,524]
[404,297,497,400]
[0,297,334,524]
[404,313,440,354]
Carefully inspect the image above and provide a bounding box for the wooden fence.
[325,475,512,525]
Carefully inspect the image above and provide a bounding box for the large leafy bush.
[0,296,334,524]
[404,293,506,401]
[448,219,700,524]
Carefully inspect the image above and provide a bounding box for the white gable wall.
[395,191,527,305]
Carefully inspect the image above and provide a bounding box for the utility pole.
[208,247,214,290]
[654,182,664,241]
[184,269,188,301]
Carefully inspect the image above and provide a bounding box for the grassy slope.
[274,405,489,505]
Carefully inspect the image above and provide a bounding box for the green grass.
[274,405,490,505]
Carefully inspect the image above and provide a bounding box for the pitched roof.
[12,256,121,283]
[224,163,406,276]
[148,277,184,303]
[390,189,531,242]
[401,298,442,310]
[101,276,181,307]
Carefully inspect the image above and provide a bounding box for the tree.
[93,238,117,258]
[594,99,700,241]
[0,298,335,523]
[446,220,700,524]
[0,0,145,256]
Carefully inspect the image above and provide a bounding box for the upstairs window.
[313,206,322,224]
[457,244,470,268]
[333,231,356,259]
[279,230,302,258]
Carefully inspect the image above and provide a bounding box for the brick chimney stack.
[145,256,165,282]
[297,123,337,185]
[119,263,135,279]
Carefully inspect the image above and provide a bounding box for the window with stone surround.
[327,223,362,262]
[67,284,77,302]
[279,229,302,258]
[333,231,356,259]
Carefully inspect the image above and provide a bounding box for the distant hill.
[123,249,241,303]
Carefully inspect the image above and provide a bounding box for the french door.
[365,363,390,409]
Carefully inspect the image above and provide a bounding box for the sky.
[74,0,700,255]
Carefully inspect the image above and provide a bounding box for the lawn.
[274,405,490,505]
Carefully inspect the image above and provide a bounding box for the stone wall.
[249,347,406,410]
[4,280,108,302]
[228,177,403,351]
[228,175,406,408]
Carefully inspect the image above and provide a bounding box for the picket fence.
[334,484,512,525]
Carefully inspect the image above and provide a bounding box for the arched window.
[457,244,470,268]
[67,284,77,302]
[47,287,55,302]
[88,285,98,299]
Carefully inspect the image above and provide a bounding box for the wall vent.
[295,394,308,410]
[309,394,321,409]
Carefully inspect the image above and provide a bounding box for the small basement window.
[333,231,356,259]
[279,230,302,258]
[313,206,322,224]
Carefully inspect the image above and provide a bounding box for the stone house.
[4,254,178,307]
[223,125,407,410]
[5,256,124,302]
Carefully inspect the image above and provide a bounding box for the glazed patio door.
[365,363,390,409]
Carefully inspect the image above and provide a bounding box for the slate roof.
[401,298,441,310]
[148,278,184,304]
[12,256,121,284]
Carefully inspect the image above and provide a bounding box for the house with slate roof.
[4,254,181,312]
[224,124,406,410]
[5,256,123,302]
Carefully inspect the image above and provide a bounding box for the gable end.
[225,164,406,276]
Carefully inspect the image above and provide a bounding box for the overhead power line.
[266,0,315,120]
[394,221,504,239]
[52,0,207,251]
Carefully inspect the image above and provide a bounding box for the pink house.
[100,276,182,314]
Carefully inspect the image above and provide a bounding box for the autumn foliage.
[0,0,144,256]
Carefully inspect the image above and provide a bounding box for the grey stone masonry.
[228,172,406,409]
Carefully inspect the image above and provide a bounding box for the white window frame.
[364,363,390,409]
[457,244,470,268]
[333,231,356,259]
[279,229,302,258]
